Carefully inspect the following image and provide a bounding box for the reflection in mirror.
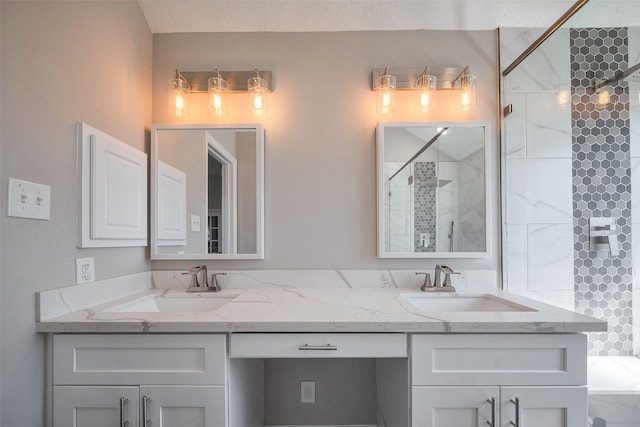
[377,122,490,258]
[152,124,264,260]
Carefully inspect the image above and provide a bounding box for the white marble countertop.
[36,273,607,334]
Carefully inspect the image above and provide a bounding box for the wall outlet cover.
[300,380,315,403]
[76,257,95,284]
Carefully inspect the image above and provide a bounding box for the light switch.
[7,177,51,220]
[191,215,201,232]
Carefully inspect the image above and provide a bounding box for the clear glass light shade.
[208,77,228,116]
[168,78,189,117]
[248,76,269,115]
[457,74,476,113]
[416,74,436,113]
[375,74,396,114]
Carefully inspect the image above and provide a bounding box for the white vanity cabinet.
[410,334,588,427]
[51,334,227,427]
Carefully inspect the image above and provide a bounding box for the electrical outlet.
[76,257,95,284]
[300,381,315,403]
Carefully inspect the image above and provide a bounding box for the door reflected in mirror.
[152,124,264,260]
[377,122,491,258]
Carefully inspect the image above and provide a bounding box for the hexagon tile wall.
[571,27,633,356]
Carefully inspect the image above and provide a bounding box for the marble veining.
[36,271,606,334]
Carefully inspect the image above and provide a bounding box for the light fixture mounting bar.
[371,67,467,90]
[180,70,273,93]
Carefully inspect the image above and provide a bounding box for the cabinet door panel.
[53,386,139,427]
[140,386,226,427]
[501,386,587,427]
[412,386,499,427]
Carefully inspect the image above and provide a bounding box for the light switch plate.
[191,215,201,232]
[7,177,51,220]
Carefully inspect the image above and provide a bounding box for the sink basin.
[401,294,536,312]
[104,294,236,313]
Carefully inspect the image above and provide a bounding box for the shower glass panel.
[500,0,640,356]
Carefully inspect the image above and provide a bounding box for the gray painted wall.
[0,2,152,425]
[264,358,378,425]
[158,129,206,254]
[237,131,258,253]
[151,30,500,271]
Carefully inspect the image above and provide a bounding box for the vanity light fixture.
[416,67,436,113]
[248,69,269,116]
[375,67,397,114]
[168,69,273,117]
[208,69,228,116]
[371,66,476,114]
[168,70,190,117]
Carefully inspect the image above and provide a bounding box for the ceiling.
[138,0,584,33]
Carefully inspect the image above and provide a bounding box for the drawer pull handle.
[486,397,496,427]
[509,397,520,427]
[119,397,129,427]
[298,344,338,351]
[142,396,152,426]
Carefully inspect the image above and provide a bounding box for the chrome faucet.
[416,265,458,292]
[434,264,458,292]
[183,265,210,292]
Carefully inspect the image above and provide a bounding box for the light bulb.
[460,88,471,113]
[175,91,185,112]
[381,88,392,114]
[212,93,222,109]
[253,92,264,111]
[420,91,431,110]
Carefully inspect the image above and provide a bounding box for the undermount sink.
[401,294,537,313]
[104,294,237,313]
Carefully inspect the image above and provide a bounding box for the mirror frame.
[150,123,265,260]
[376,121,492,259]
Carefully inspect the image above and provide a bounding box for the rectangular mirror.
[377,122,491,258]
[151,123,264,260]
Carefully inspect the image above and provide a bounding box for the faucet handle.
[416,272,433,291]
[211,272,226,292]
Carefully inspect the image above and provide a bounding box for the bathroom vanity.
[37,276,606,427]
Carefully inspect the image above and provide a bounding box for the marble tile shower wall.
[502,27,640,356]
[458,149,487,252]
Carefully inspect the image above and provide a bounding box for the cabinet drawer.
[411,334,586,386]
[53,334,227,385]
[229,333,407,358]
